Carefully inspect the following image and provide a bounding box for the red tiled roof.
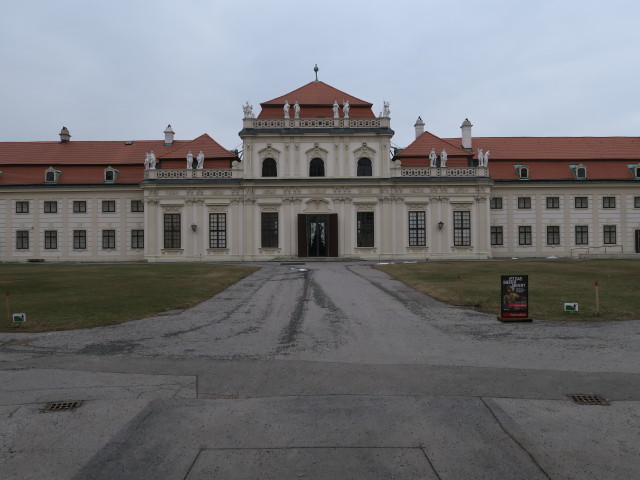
[395,131,472,167]
[258,81,375,119]
[0,133,237,185]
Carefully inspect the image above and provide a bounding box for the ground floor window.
[575,225,588,245]
[408,211,426,246]
[16,230,29,249]
[131,230,144,249]
[73,230,87,249]
[44,230,57,249]
[357,212,374,247]
[102,230,116,249]
[164,214,181,249]
[604,225,616,244]
[209,213,227,248]
[490,226,503,245]
[453,211,471,246]
[519,226,532,245]
[547,226,560,245]
[261,212,278,248]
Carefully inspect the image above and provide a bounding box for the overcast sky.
[1,0,638,151]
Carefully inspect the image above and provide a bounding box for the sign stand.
[497,275,532,322]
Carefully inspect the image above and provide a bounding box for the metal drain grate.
[567,394,610,406]
[43,401,82,413]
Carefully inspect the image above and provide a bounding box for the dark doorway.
[636,230,640,253]
[298,214,338,257]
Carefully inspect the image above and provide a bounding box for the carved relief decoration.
[303,198,331,213]
[259,145,281,162]
[305,145,328,162]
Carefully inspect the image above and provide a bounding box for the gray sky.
[1,0,638,151]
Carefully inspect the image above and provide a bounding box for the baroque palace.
[1,79,640,262]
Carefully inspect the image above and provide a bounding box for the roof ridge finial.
[314,64,319,82]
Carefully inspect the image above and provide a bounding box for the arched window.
[262,158,277,177]
[518,167,529,179]
[357,158,372,176]
[309,158,325,177]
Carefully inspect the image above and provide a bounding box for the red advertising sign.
[500,275,529,319]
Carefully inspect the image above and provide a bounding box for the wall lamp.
[438,221,444,230]
[191,223,197,232]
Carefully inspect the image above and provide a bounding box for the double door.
[297,214,338,257]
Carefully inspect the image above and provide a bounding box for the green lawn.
[1,263,259,332]
[376,260,640,322]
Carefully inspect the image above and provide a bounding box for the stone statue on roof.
[293,101,300,119]
[284,100,290,119]
[146,151,156,170]
[333,100,339,119]
[343,100,350,118]
[440,149,448,167]
[382,101,390,118]
[196,151,205,169]
[483,150,490,166]
[242,101,254,118]
[477,149,484,167]
[429,148,437,167]
[186,151,194,170]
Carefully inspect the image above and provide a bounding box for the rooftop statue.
[196,151,205,169]
[186,151,193,170]
[440,149,448,167]
[242,101,254,118]
[293,101,300,119]
[343,100,350,118]
[429,148,437,167]
[333,100,339,119]
[284,100,290,119]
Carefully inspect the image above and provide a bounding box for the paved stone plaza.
[1,262,639,479]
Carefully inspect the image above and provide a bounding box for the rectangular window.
[73,201,87,213]
[546,197,559,209]
[16,201,29,213]
[131,200,144,212]
[603,196,616,208]
[102,230,116,249]
[44,201,57,213]
[73,230,87,249]
[575,226,589,245]
[164,214,181,249]
[517,197,531,209]
[16,231,29,249]
[635,197,640,208]
[357,212,375,247]
[490,226,503,246]
[102,200,116,212]
[131,230,144,249]
[547,225,560,245]
[575,197,588,208]
[209,213,227,248]
[519,226,532,245]
[453,211,471,246]
[44,230,57,249]
[604,225,616,244]
[489,197,503,209]
[261,212,279,248]
[408,211,426,246]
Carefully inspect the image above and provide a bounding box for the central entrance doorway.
[297,214,338,257]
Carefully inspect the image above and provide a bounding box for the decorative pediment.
[305,144,328,161]
[259,144,281,161]
[354,143,376,160]
[303,198,331,213]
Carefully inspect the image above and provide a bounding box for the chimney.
[414,116,425,139]
[164,124,175,146]
[59,126,71,144]
[461,118,473,150]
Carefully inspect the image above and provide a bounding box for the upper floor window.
[516,165,529,179]
[546,197,559,209]
[575,197,588,209]
[73,201,87,213]
[102,200,116,213]
[603,196,616,208]
[517,197,531,209]
[15,201,29,213]
[309,158,325,177]
[262,158,277,177]
[490,197,503,209]
[44,201,57,213]
[131,200,144,212]
[357,158,372,176]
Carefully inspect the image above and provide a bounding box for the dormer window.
[627,163,640,179]
[570,164,587,180]
[515,165,529,179]
[104,166,119,183]
[44,167,61,184]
